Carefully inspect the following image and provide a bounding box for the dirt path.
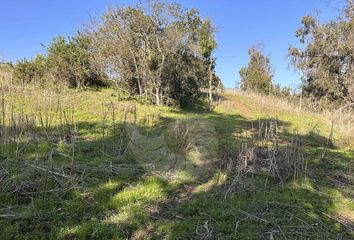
[224,96,253,118]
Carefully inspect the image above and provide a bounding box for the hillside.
[0,87,353,239]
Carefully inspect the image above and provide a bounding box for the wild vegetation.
[12,36,106,89]
[239,46,274,95]
[0,80,352,239]
[11,1,221,108]
[0,0,353,239]
[289,1,354,110]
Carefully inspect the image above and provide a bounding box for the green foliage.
[2,2,354,239]
[271,84,293,97]
[10,0,221,108]
[162,49,206,107]
[85,1,220,107]
[13,35,106,88]
[199,19,217,60]
[13,54,46,84]
[289,3,354,106]
[46,35,107,88]
[239,46,273,94]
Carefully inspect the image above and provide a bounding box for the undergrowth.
[0,86,353,239]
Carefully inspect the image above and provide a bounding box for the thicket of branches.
[11,1,221,108]
[83,1,220,106]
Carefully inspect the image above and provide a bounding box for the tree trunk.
[299,90,303,111]
[132,56,142,95]
[155,87,160,105]
[208,60,213,107]
[76,76,81,90]
[156,36,164,106]
[137,78,142,96]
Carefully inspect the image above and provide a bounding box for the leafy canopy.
[239,46,273,95]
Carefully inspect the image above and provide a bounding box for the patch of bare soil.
[222,96,253,118]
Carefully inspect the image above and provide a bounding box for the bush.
[13,55,46,84]
[13,35,107,88]
[46,35,107,88]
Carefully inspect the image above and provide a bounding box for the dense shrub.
[46,36,106,88]
[13,55,46,84]
[13,36,106,88]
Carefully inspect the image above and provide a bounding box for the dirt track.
[224,95,253,118]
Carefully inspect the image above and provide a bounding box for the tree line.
[240,1,354,109]
[7,0,354,109]
[11,1,221,108]
[289,0,354,108]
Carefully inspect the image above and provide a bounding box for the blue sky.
[0,0,345,88]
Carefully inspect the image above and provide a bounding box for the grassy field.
[0,86,353,239]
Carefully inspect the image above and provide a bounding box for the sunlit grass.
[0,87,353,239]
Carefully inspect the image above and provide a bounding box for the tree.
[198,19,217,106]
[84,0,220,107]
[289,1,354,107]
[239,46,273,94]
[86,3,184,104]
[46,35,106,88]
[162,47,207,107]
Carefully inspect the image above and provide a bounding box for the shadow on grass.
[0,107,353,239]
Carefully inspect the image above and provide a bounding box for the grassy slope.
[0,87,353,239]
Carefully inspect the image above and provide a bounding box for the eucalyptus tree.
[289,1,354,107]
[198,19,217,106]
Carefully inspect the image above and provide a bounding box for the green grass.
[0,87,353,239]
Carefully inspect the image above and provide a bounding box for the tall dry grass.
[225,89,354,145]
[0,64,13,86]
